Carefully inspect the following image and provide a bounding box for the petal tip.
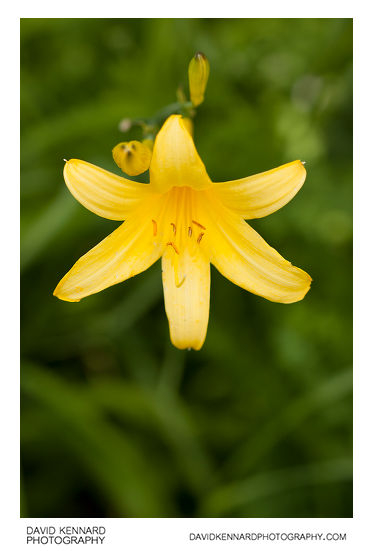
[63,158,77,178]
[53,283,81,303]
[53,276,82,302]
[297,159,307,177]
[170,337,205,351]
[286,269,312,303]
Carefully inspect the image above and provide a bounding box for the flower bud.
[188,52,210,107]
[118,118,132,132]
[112,140,152,176]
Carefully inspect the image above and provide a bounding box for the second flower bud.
[112,140,152,176]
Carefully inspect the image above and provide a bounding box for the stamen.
[167,242,179,254]
[197,232,204,244]
[188,226,193,237]
[192,220,206,230]
[170,222,176,235]
[176,275,186,288]
[152,219,157,236]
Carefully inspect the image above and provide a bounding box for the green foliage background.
[20,18,353,518]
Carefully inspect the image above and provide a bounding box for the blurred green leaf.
[21,362,172,516]
[89,377,215,495]
[223,367,352,477]
[21,190,77,271]
[200,457,352,517]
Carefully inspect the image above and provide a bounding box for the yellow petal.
[149,115,211,193]
[64,159,151,221]
[54,197,164,302]
[112,140,152,176]
[213,160,306,219]
[182,116,194,137]
[162,245,210,350]
[201,191,311,303]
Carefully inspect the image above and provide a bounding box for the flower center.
[151,187,207,256]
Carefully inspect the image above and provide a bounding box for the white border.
[17,518,356,549]
[4,4,370,550]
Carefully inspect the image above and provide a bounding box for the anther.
[176,275,186,288]
[152,219,157,236]
[63,158,68,162]
[170,222,176,235]
[192,220,206,230]
[167,242,180,254]
[197,232,204,244]
[188,226,192,237]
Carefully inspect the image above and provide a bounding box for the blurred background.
[20,18,352,518]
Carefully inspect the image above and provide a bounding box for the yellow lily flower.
[54,115,311,350]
